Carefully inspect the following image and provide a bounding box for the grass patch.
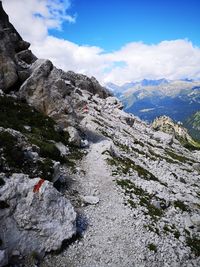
[133,139,145,147]
[29,137,63,162]
[186,236,200,257]
[144,224,160,235]
[107,154,159,182]
[0,95,86,180]
[166,149,195,164]
[127,199,136,208]
[148,148,177,164]
[116,179,164,220]
[0,95,69,145]
[174,200,189,212]
[0,131,24,170]
[0,131,56,181]
[163,224,180,239]
[99,130,112,139]
[148,243,157,252]
[114,141,130,153]
[38,159,54,181]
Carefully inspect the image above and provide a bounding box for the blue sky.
[50,0,200,51]
[3,0,200,84]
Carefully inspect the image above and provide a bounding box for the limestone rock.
[64,71,111,99]
[55,142,69,156]
[0,250,8,267]
[18,59,79,128]
[105,96,123,109]
[152,115,193,144]
[66,126,82,147]
[0,2,36,92]
[0,174,76,258]
[82,195,100,205]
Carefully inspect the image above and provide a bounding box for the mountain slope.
[0,2,200,267]
[184,111,200,141]
[108,79,200,123]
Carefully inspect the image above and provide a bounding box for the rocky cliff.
[152,115,200,150]
[0,2,200,267]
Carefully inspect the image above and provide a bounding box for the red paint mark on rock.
[82,105,89,113]
[33,179,45,193]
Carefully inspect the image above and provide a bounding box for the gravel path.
[43,140,146,267]
[42,138,200,267]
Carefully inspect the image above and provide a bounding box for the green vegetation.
[37,159,54,181]
[148,148,176,164]
[0,131,56,181]
[165,149,190,163]
[107,154,159,182]
[113,140,146,155]
[133,139,145,147]
[163,224,180,239]
[144,224,160,235]
[0,131,24,169]
[186,236,200,257]
[113,141,130,153]
[148,243,157,252]
[0,96,69,144]
[127,199,136,208]
[0,95,84,181]
[184,111,200,143]
[174,231,181,239]
[174,200,189,212]
[116,179,164,220]
[99,130,112,138]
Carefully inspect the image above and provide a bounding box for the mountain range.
[107,79,200,135]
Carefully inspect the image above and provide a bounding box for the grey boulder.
[0,174,76,257]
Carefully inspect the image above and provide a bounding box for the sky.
[2,0,200,85]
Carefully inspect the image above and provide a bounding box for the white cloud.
[31,38,200,85]
[2,0,76,42]
[103,40,200,84]
[2,1,200,85]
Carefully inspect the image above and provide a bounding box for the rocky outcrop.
[0,1,36,92]
[18,59,112,129]
[0,174,76,257]
[63,71,111,99]
[152,115,194,142]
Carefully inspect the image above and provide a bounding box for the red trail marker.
[33,179,45,193]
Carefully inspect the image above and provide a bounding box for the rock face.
[152,116,190,138]
[0,174,76,256]
[152,115,200,149]
[0,1,36,92]
[18,60,112,129]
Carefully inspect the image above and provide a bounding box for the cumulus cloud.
[2,1,200,85]
[2,0,76,42]
[32,38,200,85]
[104,40,200,84]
